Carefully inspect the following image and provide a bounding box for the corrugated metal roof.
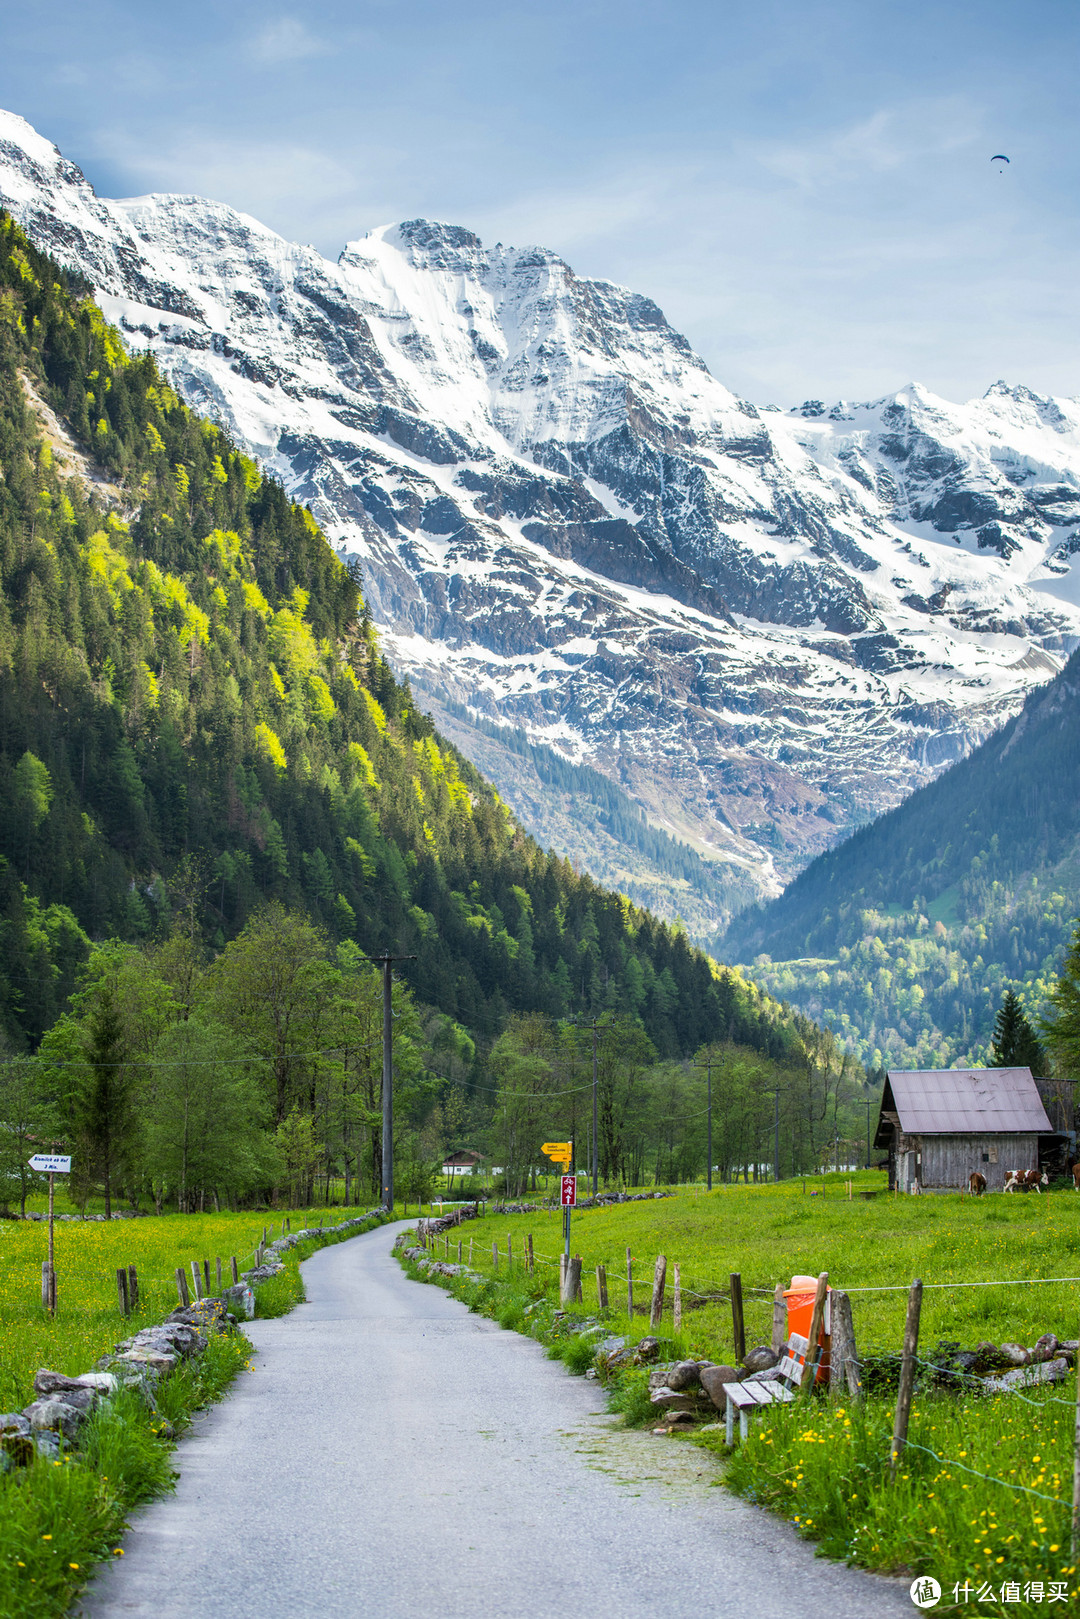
[885,1067,1052,1134]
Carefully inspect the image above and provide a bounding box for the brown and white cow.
[1005,1168,1048,1193]
[967,1172,987,1196]
[1072,1162,1080,1192]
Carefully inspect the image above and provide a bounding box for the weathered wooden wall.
[898,1133,1038,1191]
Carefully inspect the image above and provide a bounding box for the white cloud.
[249,18,329,67]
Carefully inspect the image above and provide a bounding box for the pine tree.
[75,984,134,1218]
[989,988,1047,1073]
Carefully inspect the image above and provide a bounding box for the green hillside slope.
[0,210,791,1067]
[721,651,1080,1068]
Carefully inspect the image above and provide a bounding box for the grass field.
[0,1200,395,1411]
[453,1172,1080,1357]
[413,1174,1080,1613]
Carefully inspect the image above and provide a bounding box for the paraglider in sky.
[991,154,1010,172]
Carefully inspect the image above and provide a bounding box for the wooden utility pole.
[694,1053,715,1190]
[889,1279,923,1475]
[362,952,417,1212]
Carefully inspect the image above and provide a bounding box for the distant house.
[873,1067,1053,1192]
[441,1150,483,1181]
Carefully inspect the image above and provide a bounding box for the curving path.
[81,1220,914,1619]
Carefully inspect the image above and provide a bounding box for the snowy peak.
[3,106,1080,935]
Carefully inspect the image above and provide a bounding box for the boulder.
[33,1369,115,1398]
[741,1346,779,1374]
[699,1364,740,1412]
[634,1337,661,1363]
[0,1413,30,1437]
[1031,1333,1059,1363]
[649,1388,697,1411]
[115,1348,177,1374]
[983,1357,1069,1394]
[23,1399,85,1441]
[998,1343,1031,1366]
[221,1284,255,1320]
[667,1360,702,1391]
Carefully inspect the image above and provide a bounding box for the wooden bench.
[722,1331,820,1445]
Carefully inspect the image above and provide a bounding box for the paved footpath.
[81,1220,915,1619]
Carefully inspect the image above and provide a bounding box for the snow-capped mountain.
[3,107,1079,927]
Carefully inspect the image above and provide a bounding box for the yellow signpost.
[542,1142,572,1167]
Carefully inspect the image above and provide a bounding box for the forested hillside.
[0,210,798,1069]
[722,653,1080,1067]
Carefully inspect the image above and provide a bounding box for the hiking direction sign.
[542,1141,571,1168]
[560,1174,577,1207]
[29,1154,71,1174]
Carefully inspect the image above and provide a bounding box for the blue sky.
[1,0,1076,405]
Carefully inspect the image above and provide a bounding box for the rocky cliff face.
[3,108,1079,928]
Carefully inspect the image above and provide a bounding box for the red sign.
[560,1175,577,1207]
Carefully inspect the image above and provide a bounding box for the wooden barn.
[873,1067,1054,1193]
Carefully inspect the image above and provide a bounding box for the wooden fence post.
[562,1254,582,1305]
[202,1259,211,1294]
[116,1267,130,1316]
[673,1262,682,1334]
[190,1260,204,1301]
[492,1242,499,1272]
[458,1240,463,1264]
[128,1265,139,1312]
[771,1283,786,1353]
[216,1257,222,1292]
[597,1265,609,1309]
[507,1235,513,1272]
[799,1273,829,1393]
[626,1248,634,1316]
[730,1272,746,1363]
[1072,1309,1080,1559]
[889,1279,923,1475]
[650,1255,667,1329]
[528,1234,534,1273]
[829,1290,861,1400]
[469,1238,474,1267]
[175,1267,190,1308]
[230,1255,239,1285]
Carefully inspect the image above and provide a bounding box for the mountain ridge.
[4,108,1080,932]
[721,649,1080,1067]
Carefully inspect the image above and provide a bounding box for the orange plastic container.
[783,1283,831,1384]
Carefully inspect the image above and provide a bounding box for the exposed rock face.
[4,110,1080,922]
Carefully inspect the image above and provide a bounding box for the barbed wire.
[900,1438,1065,1508]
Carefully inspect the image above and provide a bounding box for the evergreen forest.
[722,653,1080,1069]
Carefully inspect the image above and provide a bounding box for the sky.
[0,0,1076,406]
